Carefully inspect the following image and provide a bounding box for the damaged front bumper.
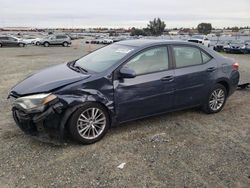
[12,101,65,144]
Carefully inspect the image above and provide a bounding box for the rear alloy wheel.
[62,42,69,47]
[44,42,49,47]
[36,41,40,46]
[202,84,227,114]
[19,43,25,47]
[69,103,110,144]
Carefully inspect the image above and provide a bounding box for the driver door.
[114,46,175,122]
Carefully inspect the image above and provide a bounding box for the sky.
[0,0,249,28]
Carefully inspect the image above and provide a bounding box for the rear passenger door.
[49,36,57,44]
[171,45,217,108]
[55,35,65,44]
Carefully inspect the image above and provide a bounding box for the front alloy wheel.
[69,102,110,144]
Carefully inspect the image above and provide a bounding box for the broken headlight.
[13,93,57,113]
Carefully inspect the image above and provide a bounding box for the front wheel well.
[63,101,112,130]
[217,81,230,95]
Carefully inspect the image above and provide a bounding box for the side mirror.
[119,67,136,78]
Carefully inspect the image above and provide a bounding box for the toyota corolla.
[8,40,240,144]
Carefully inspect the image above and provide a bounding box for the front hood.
[11,63,90,96]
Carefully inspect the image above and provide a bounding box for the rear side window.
[173,46,202,68]
[56,35,67,39]
[126,47,169,75]
[0,37,8,40]
[201,51,212,63]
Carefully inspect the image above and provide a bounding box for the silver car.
[40,34,71,47]
[0,36,26,47]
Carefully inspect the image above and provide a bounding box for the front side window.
[75,44,134,72]
[125,47,169,75]
[173,46,202,68]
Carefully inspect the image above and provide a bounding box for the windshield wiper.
[67,61,88,74]
[74,65,88,73]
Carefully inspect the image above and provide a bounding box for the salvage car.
[0,36,26,47]
[40,34,71,47]
[188,35,211,47]
[242,40,250,54]
[224,40,246,54]
[9,40,240,144]
[213,41,230,52]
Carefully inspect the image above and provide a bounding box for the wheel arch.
[58,94,114,139]
[216,78,230,95]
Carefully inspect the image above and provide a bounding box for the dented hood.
[11,63,90,96]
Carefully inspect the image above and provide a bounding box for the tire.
[62,42,69,47]
[36,42,40,46]
[44,42,49,47]
[0,43,2,47]
[202,84,227,114]
[19,43,25,47]
[69,102,110,144]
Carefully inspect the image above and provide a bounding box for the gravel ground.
[0,41,250,188]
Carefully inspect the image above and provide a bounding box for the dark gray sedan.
[9,40,240,144]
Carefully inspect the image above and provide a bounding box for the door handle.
[207,67,216,72]
[161,76,174,82]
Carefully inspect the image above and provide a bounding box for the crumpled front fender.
[57,88,115,139]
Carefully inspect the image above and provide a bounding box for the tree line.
[130,18,248,36]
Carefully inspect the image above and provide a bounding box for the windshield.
[75,44,134,72]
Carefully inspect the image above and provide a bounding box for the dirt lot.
[0,41,250,188]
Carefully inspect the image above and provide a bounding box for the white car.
[32,38,43,45]
[103,39,113,44]
[188,35,211,47]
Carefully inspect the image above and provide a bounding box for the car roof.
[116,39,222,59]
[116,39,195,48]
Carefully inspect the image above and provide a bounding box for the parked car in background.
[243,40,250,54]
[9,40,240,144]
[40,34,71,47]
[22,37,39,45]
[213,41,230,52]
[0,36,26,47]
[32,38,43,46]
[224,40,246,54]
[103,38,113,44]
[188,35,211,47]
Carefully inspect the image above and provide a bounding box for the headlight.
[241,45,246,49]
[13,93,57,112]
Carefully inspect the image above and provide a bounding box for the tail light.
[232,62,239,71]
